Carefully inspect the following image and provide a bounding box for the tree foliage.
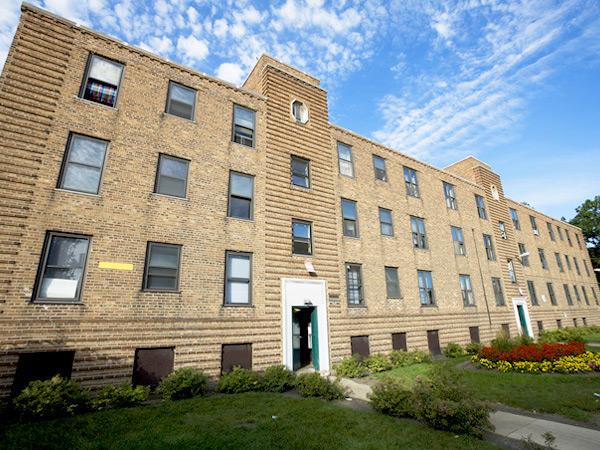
[569,196,600,273]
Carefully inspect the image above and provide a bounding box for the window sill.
[162,112,196,123]
[387,297,403,300]
[53,188,102,198]
[348,304,367,308]
[31,300,84,305]
[141,290,182,294]
[339,174,355,180]
[463,304,477,308]
[343,235,361,240]
[290,184,312,191]
[226,216,255,223]
[150,192,188,201]
[76,96,119,111]
[222,303,254,307]
[292,253,314,258]
[420,304,438,308]
[230,140,256,150]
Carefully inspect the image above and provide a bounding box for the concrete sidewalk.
[335,377,600,450]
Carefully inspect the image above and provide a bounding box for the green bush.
[13,375,90,422]
[92,382,150,411]
[218,367,261,394]
[443,342,467,358]
[365,353,393,373]
[465,341,482,355]
[538,325,600,344]
[368,377,413,417]
[156,367,208,400]
[389,349,431,367]
[260,365,296,392]
[334,354,368,378]
[296,372,347,400]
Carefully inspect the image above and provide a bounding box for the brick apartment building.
[0,3,598,398]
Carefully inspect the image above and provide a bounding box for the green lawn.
[583,333,600,343]
[0,392,497,450]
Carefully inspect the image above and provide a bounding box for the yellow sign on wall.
[98,262,133,271]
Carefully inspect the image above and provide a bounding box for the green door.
[517,305,530,337]
[292,309,301,371]
[311,307,319,370]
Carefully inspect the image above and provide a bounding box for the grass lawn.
[0,392,497,450]
[583,333,600,343]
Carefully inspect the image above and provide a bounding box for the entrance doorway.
[292,307,319,370]
[511,297,532,337]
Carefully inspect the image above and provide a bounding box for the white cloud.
[140,36,174,56]
[216,62,245,85]
[177,34,209,65]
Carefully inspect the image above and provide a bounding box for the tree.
[569,196,600,280]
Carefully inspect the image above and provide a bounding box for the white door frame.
[282,278,330,372]
[511,297,533,337]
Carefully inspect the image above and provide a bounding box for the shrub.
[92,382,150,411]
[217,367,261,394]
[443,342,467,358]
[334,354,368,378]
[465,342,482,355]
[368,377,413,417]
[156,367,208,400]
[389,349,431,367]
[490,330,513,352]
[260,365,296,392]
[296,372,347,400]
[364,353,393,373]
[539,326,596,344]
[13,375,90,422]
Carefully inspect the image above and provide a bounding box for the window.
[292,220,312,255]
[165,82,196,120]
[530,216,539,235]
[451,226,465,256]
[563,284,573,305]
[592,287,599,305]
[460,274,475,306]
[583,317,587,327]
[576,233,582,249]
[573,285,581,303]
[373,155,387,181]
[291,155,310,188]
[510,208,520,230]
[143,242,181,291]
[565,255,572,270]
[547,282,557,306]
[232,105,256,147]
[557,227,563,240]
[499,221,507,239]
[518,243,529,266]
[557,319,562,328]
[581,286,590,305]
[291,100,308,123]
[573,318,578,327]
[228,172,254,220]
[566,229,572,246]
[58,134,109,194]
[547,223,555,241]
[404,167,419,198]
[492,277,505,306]
[538,248,548,269]
[555,253,564,272]
[508,259,516,283]
[225,252,252,304]
[483,234,496,260]
[155,154,189,198]
[584,260,591,277]
[537,321,544,332]
[34,232,91,302]
[411,217,427,249]
[417,271,435,305]
[385,267,401,298]
[81,54,123,107]
[338,142,354,177]
[222,344,252,373]
[527,280,539,306]
[574,257,581,275]
[133,348,174,389]
[475,195,487,219]
[379,208,394,236]
[342,199,359,237]
[443,183,457,209]
[346,263,364,306]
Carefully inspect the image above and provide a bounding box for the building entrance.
[292,306,319,370]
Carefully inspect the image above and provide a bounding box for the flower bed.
[478,341,585,363]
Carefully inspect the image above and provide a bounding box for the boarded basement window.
[391,332,407,351]
[469,326,480,344]
[350,336,370,359]
[537,321,544,332]
[12,351,75,397]
[221,343,252,373]
[427,330,441,356]
[502,324,510,337]
[132,347,174,389]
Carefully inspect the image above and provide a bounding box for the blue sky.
[1,0,599,221]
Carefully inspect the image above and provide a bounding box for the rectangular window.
[342,199,359,237]
[574,257,581,275]
[565,255,572,270]
[411,217,427,249]
[338,142,354,177]
[292,220,312,255]
[583,317,587,327]
[518,243,529,266]
[373,155,387,181]
[547,223,556,241]
[165,81,196,120]
[379,208,394,236]
[530,216,539,235]
[576,233,582,249]
[557,227,563,240]
[563,284,573,305]
[385,267,401,299]
[444,183,457,210]
[392,332,407,351]
[499,221,507,239]
[451,226,465,256]
[418,270,435,305]
[555,253,564,272]
[573,285,581,303]
[228,172,254,220]
[475,195,487,219]
[508,259,516,283]
[291,155,310,188]
[222,344,252,373]
[584,260,591,277]
[232,105,256,147]
[566,229,572,246]
[81,54,123,107]
[346,263,364,306]
[547,282,557,306]
[460,274,474,306]
[592,287,599,305]
[573,318,578,327]
[581,286,590,305]
[557,319,562,328]
[225,251,252,305]
[537,321,544,332]
[538,248,548,269]
[492,277,505,306]
[470,326,480,343]
[58,134,109,195]
[143,242,181,291]
[34,232,91,302]
[510,208,520,230]
[404,167,419,198]
[483,234,495,261]
[155,154,189,198]
[527,280,539,306]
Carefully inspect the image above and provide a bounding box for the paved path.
[335,377,600,450]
